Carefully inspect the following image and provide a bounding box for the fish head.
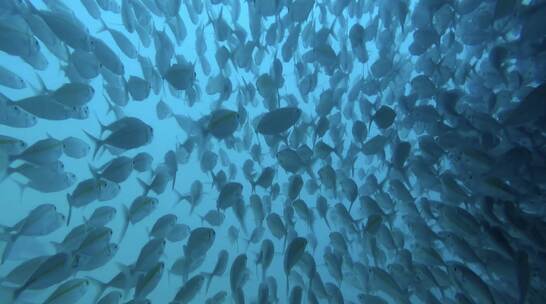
[109,243,119,255]
[86,36,95,52]
[72,253,82,269]
[446,262,465,284]
[66,172,77,185]
[58,212,67,225]
[208,228,216,241]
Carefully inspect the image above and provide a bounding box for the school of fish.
[0,0,546,303]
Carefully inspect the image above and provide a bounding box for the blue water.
[1,0,546,303]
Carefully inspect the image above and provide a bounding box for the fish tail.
[209,170,217,190]
[0,167,13,184]
[13,180,26,203]
[240,220,248,237]
[50,241,64,253]
[118,204,129,244]
[24,0,39,14]
[308,273,314,297]
[35,72,49,94]
[305,166,316,180]
[385,210,397,229]
[204,4,215,28]
[82,130,103,160]
[97,16,108,33]
[0,225,10,236]
[88,163,99,179]
[103,94,118,118]
[250,179,257,193]
[12,286,24,302]
[0,233,17,264]
[324,217,332,231]
[204,272,213,294]
[116,262,133,286]
[385,161,394,180]
[334,140,344,159]
[137,178,150,196]
[25,72,46,95]
[286,273,290,298]
[328,17,337,40]
[244,238,251,251]
[171,189,186,209]
[66,193,73,226]
[7,154,18,165]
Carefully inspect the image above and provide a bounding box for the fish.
[85,117,153,158]
[0,1,544,303]
[283,237,307,297]
[256,107,302,135]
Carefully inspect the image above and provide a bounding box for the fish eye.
[12,106,19,112]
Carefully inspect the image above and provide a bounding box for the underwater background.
[1,0,546,303]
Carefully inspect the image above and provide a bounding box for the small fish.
[284,237,307,297]
[256,107,301,135]
[184,227,216,260]
[171,274,205,303]
[204,249,229,293]
[0,65,25,89]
